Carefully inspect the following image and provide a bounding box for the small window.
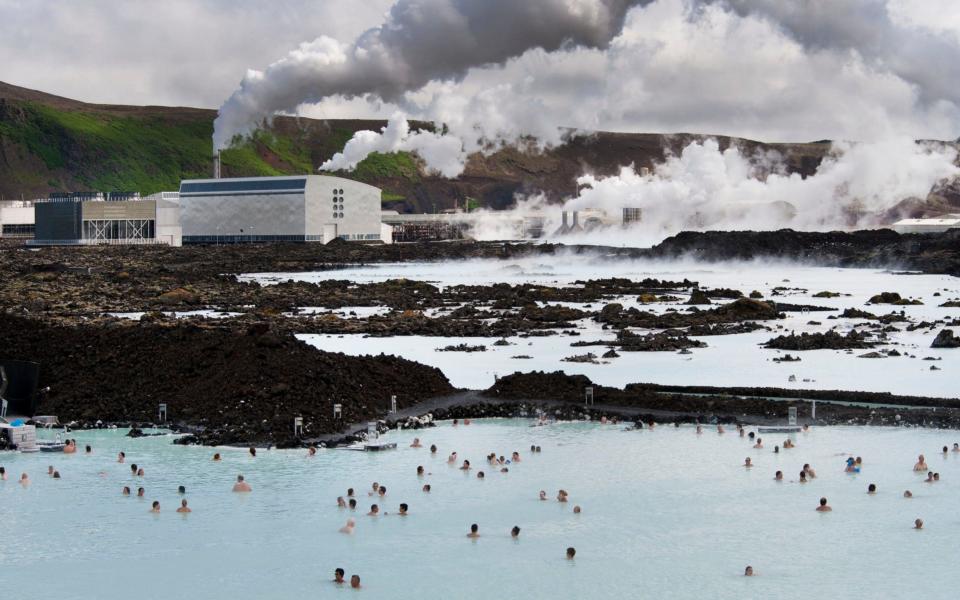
[338,212,344,218]
[338,188,344,194]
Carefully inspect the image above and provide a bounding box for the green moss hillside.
[14,79,956,218]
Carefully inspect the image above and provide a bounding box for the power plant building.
[178,175,388,244]
[29,192,181,246]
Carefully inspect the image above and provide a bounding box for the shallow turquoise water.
[3,421,960,599]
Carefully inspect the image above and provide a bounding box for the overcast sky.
[2,0,959,143]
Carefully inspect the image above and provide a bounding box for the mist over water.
[464,137,959,246]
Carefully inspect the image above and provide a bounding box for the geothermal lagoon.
[5,423,960,599]
[240,257,959,397]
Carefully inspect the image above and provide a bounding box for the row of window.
[1,223,35,236]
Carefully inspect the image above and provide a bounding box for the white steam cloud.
[214,0,960,179]
[319,113,467,177]
[464,138,959,245]
[213,0,642,151]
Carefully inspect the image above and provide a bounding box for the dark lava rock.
[598,303,624,323]
[563,353,600,364]
[868,292,923,305]
[839,308,878,320]
[437,343,487,352]
[765,330,876,350]
[686,289,712,305]
[931,329,960,348]
[940,300,960,308]
[0,313,453,444]
[858,351,885,359]
[749,290,763,299]
[773,354,801,362]
[602,349,620,358]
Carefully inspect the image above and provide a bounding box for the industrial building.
[892,214,960,234]
[0,200,36,239]
[179,175,389,244]
[29,192,182,246]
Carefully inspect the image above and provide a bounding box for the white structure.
[179,175,385,244]
[0,200,36,238]
[892,214,960,234]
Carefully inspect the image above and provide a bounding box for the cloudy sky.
[2,0,959,146]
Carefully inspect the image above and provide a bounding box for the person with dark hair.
[333,569,345,584]
[744,566,754,576]
[803,464,817,478]
[799,471,807,483]
[0,466,6,480]
[867,484,877,494]
[399,503,408,515]
[347,487,354,497]
[914,518,924,530]
[367,504,379,516]
[178,485,186,494]
[349,498,357,510]
[816,497,832,512]
[511,526,520,538]
[350,575,361,589]
[430,444,437,454]
[117,452,125,463]
[467,524,480,538]
[122,486,131,495]
[150,501,160,513]
[212,453,221,461]
[177,499,191,513]
[774,471,783,481]
[249,447,256,457]
[566,547,576,559]
[378,486,386,498]
[52,471,61,479]
[232,474,251,492]
[477,471,485,479]
[422,484,431,493]
[130,463,138,474]
[137,487,145,497]
[85,445,92,454]
[460,460,471,471]
[417,466,424,476]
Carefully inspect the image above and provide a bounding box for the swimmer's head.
[904,490,913,497]
[915,518,923,529]
[422,484,431,492]
[349,498,357,508]
[744,566,754,576]
[178,485,186,494]
[566,547,576,559]
[868,484,876,493]
[819,497,828,506]
[470,523,478,533]
[237,475,244,482]
[399,503,408,514]
[430,445,437,453]
[511,526,520,538]
[477,471,485,479]
[573,505,581,514]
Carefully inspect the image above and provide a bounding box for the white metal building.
[178,175,386,244]
[892,214,960,234]
[0,200,36,238]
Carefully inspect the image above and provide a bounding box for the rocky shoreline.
[1,231,957,445]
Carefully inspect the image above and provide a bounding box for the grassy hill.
[1,80,956,215]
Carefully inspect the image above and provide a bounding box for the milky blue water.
[3,422,960,599]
